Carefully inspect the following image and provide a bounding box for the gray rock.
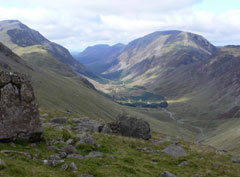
[67,154,84,159]
[109,115,151,140]
[49,154,61,161]
[47,145,59,151]
[0,159,6,168]
[72,120,103,133]
[192,174,201,177]
[216,149,227,155]
[101,124,112,134]
[1,150,31,159]
[231,157,240,163]
[136,147,158,154]
[72,117,89,123]
[42,160,49,165]
[70,162,78,172]
[59,152,67,159]
[61,164,68,171]
[85,151,103,158]
[10,142,16,148]
[75,133,96,147]
[51,117,68,124]
[62,145,78,155]
[78,174,94,177]
[0,72,43,142]
[162,144,187,158]
[161,171,178,177]
[49,160,57,167]
[213,162,221,168]
[65,139,74,145]
[41,113,49,117]
[178,161,189,167]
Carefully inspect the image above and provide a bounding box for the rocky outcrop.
[0,71,42,142]
[162,144,187,158]
[108,115,151,140]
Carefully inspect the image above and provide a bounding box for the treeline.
[118,101,168,108]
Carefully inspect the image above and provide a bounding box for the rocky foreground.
[0,72,240,176]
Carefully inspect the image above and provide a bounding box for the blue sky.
[194,0,240,13]
[0,0,239,51]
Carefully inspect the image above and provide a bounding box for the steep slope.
[102,30,216,81]
[0,20,98,79]
[0,21,129,120]
[0,24,198,140]
[75,43,125,75]
[0,42,33,72]
[0,42,120,120]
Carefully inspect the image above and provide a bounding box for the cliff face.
[0,71,42,142]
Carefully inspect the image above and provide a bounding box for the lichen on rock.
[0,71,43,142]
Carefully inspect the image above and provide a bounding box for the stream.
[163,109,205,145]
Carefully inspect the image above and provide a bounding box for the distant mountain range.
[74,43,125,75]
[75,29,240,153]
[0,20,133,120]
[2,19,240,153]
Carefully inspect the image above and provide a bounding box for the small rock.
[40,118,46,122]
[75,133,96,147]
[49,160,57,167]
[65,139,74,145]
[43,160,48,165]
[10,142,16,148]
[231,157,240,163]
[136,147,158,154]
[0,159,7,168]
[67,154,84,159]
[61,164,68,171]
[192,174,201,177]
[108,155,115,159]
[51,117,69,124]
[31,143,37,147]
[161,171,178,177]
[213,162,221,168]
[41,113,49,117]
[62,145,78,155]
[49,154,61,161]
[85,151,103,158]
[78,174,94,177]
[162,144,187,158]
[178,161,189,167]
[200,157,205,161]
[216,149,227,155]
[72,117,89,123]
[59,152,67,159]
[47,145,59,151]
[101,124,112,134]
[70,162,78,172]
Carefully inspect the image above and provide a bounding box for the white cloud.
[0,0,239,51]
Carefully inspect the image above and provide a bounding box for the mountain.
[0,20,126,120]
[102,30,216,81]
[0,42,33,72]
[0,20,99,79]
[0,21,195,140]
[74,43,125,75]
[83,31,240,152]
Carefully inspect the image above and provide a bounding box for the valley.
[76,30,240,154]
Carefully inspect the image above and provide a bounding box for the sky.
[0,0,239,51]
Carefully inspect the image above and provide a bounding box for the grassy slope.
[0,112,240,177]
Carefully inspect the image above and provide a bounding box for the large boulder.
[0,71,43,142]
[162,144,187,158]
[109,115,151,140]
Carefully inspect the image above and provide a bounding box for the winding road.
[163,109,205,145]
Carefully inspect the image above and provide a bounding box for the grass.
[0,117,240,177]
